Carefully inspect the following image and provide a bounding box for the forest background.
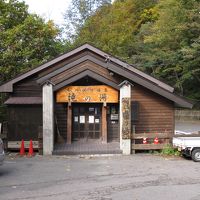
[0,0,200,120]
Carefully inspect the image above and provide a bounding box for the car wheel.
[191,149,200,162]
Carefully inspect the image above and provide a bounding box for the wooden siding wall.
[8,75,42,142]
[38,50,110,78]
[6,48,175,146]
[50,60,122,85]
[131,84,174,135]
[7,105,42,141]
[12,75,42,97]
[55,103,67,143]
[11,50,122,97]
[38,50,90,78]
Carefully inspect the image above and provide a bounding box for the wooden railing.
[132,132,172,152]
[0,123,43,153]
[8,141,38,149]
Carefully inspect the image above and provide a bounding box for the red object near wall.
[143,137,147,144]
[154,137,159,144]
[28,140,34,157]
[20,139,25,156]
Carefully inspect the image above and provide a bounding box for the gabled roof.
[0,44,193,108]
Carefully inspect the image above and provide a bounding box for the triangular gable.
[0,44,192,108]
[0,44,173,92]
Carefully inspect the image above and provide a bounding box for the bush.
[161,144,180,156]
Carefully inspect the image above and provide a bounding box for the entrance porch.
[53,140,122,155]
[43,80,132,155]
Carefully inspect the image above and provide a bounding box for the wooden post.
[38,126,43,155]
[102,103,107,143]
[132,125,136,154]
[67,104,72,144]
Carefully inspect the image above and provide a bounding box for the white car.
[173,136,200,162]
[0,138,5,165]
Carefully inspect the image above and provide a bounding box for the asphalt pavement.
[0,154,200,200]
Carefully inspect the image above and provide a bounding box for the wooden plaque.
[122,97,131,139]
[56,85,119,103]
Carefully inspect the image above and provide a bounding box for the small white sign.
[89,115,94,123]
[89,107,94,112]
[111,114,119,120]
[95,118,100,123]
[80,116,85,123]
[74,116,78,122]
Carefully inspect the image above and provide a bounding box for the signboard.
[56,85,118,103]
[111,114,119,120]
[122,97,131,139]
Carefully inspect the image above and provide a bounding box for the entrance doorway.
[72,104,102,141]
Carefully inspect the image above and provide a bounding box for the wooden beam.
[132,133,171,139]
[53,70,120,91]
[102,104,107,143]
[132,143,168,150]
[67,105,72,144]
[8,141,39,149]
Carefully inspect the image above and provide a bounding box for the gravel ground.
[0,154,200,200]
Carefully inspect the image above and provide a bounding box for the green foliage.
[161,144,180,156]
[133,0,200,101]
[70,0,200,103]
[0,0,67,120]
[64,0,111,41]
[0,0,65,83]
[74,0,157,60]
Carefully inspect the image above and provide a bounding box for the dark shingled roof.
[4,97,42,105]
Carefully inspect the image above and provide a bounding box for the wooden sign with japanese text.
[56,85,119,103]
[122,97,131,139]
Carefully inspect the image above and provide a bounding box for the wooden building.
[0,44,192,155]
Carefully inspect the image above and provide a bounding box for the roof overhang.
[0,44,173,93]
[4,97,42,105]
[0,44,192,108]
[52,70,120,91]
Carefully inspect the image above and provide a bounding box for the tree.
[64,0,111,41]
[74,0,157,60]
[0,0,65,83]
[133,0,200,101]
[0,0,66,120]
[73,0,200,103]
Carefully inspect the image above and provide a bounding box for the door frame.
[69,103,106,142]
